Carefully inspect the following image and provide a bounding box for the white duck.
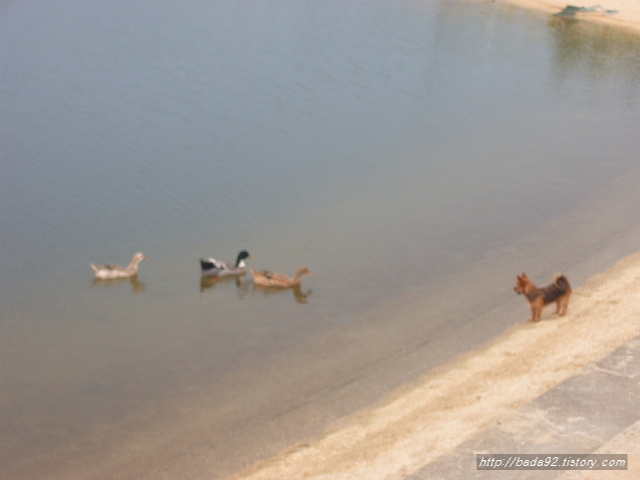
[90,252,148,279]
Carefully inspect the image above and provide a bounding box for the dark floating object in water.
[555,5,619,18]
[555,5,582,17]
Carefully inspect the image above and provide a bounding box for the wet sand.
[225,251,640,480]
[497,0,640,33]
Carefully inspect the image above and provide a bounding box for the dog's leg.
[559,297,569,316]
[533,305,542,322]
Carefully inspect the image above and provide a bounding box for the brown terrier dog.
[514,273,572,322]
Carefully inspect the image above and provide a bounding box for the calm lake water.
[2,1,640,478]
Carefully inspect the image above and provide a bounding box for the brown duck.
[250,266,312,288]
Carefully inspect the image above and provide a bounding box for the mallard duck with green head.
[200,250,251,277]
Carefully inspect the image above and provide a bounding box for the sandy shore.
[496,0,640,33]
[224,251,640,479]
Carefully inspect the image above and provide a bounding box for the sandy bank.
[225,251,640,480]
[496,0,640,33]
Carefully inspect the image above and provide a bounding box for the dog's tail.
[553,274,572,293]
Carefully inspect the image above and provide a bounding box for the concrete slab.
[406,335,640,479]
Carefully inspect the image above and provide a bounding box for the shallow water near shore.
[2,1,640,478]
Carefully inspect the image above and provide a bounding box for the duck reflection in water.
[91,275,146,293]
[200,274,248,294]
[252,283,312,304]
